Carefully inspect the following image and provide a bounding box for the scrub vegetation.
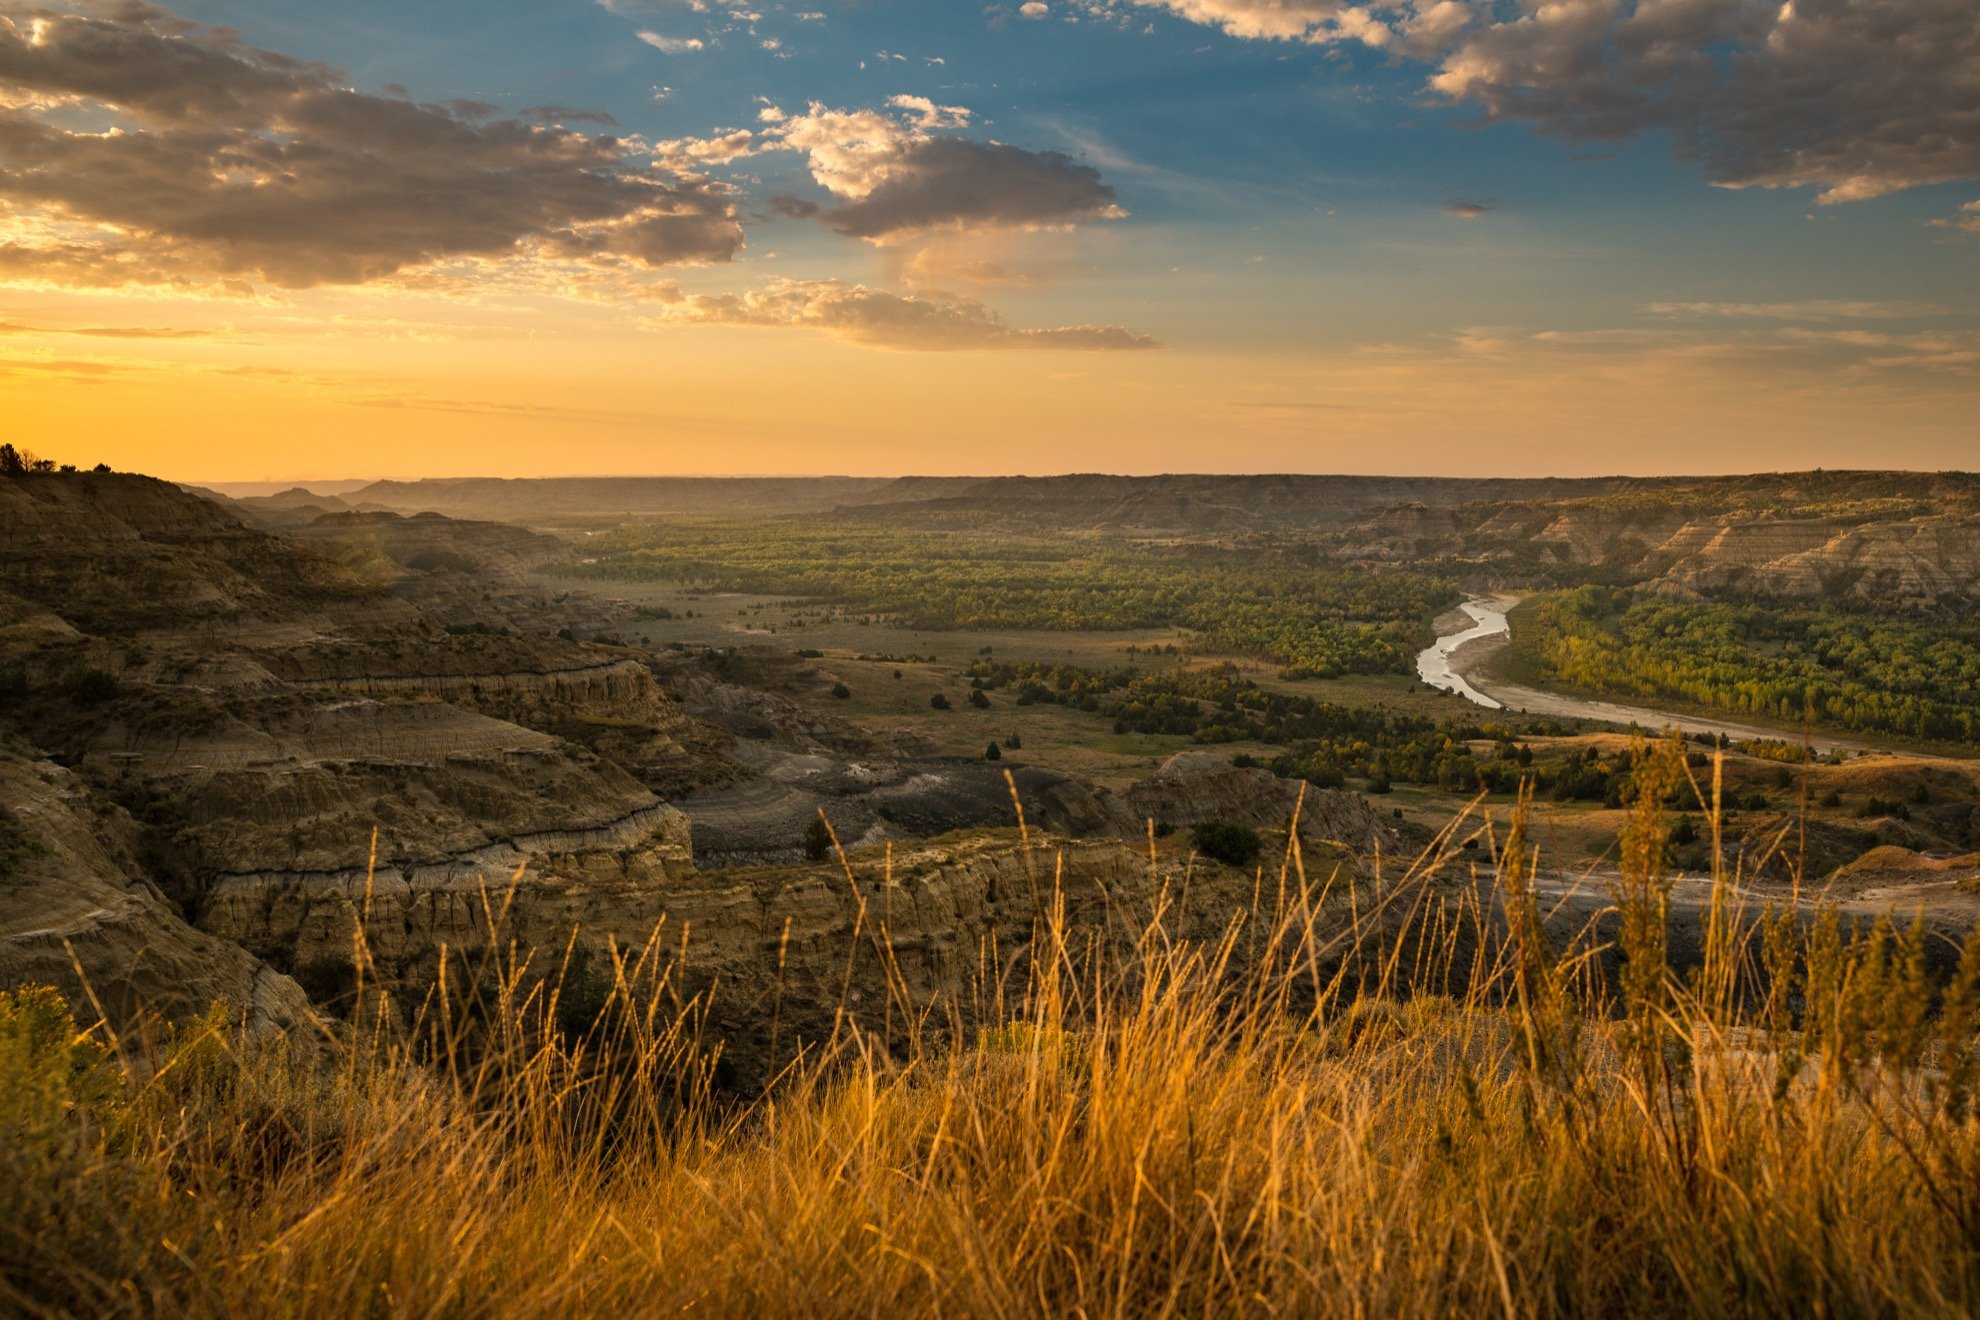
[563,520,1456,679]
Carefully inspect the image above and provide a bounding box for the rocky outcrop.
[0,750,313,1035]
[0,475,716,1011]
[1124,752,1406,853]
[268,635,684,731]
[197,800,692,970]
[1664,518,1980,601]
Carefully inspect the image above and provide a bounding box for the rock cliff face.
[1656,518,1980,601]
[0,474,721,1025]
[198,826,1367,1086]
[265,636,684,730]
[0,749,313,1035]
[1329,474,1980,605]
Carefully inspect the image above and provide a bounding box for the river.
[1416,596,1872,754]
[1415,596,1514,710]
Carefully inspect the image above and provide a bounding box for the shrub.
[968,689,991,709]
[830,683,851,700]
[803,816,834,862]
[930,694,952,711]
[985,742,1001,761]
[60,666,118,705]
[1189,820,1260,867]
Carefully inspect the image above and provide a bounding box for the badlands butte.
[3,465,1979,1073]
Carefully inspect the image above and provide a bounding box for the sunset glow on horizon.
[1,0,1975,482]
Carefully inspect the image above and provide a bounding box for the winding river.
[1416,596,1871,753]
[1415,597,1513,710]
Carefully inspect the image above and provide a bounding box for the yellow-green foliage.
[560,519,1455,677]
[5,743,1980,1316]
[1520,587,1980,742]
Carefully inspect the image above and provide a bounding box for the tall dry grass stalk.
[3,739,1979,1316]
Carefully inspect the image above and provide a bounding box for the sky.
[0,0,1975,481]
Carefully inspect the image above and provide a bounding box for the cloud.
[656,129,761,169]
[1021,2,1051,16]
[523,105,620,127]
[768,98,1125,238]
[0,3,743,290]
[1441,199,1492,219]
[636,31,705,53]
[0,320,208,338]
[816,137,1125,238]
[1932,201,1980,234]
[644,278,1158,350]
[1648,300,1959,320]
[1127,0,1980,203]
[657,96,1125,239]
[1128,0,1394,45]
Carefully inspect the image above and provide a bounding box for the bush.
[930,694,952,711]
[968,689,991,709]
[1189,820,1261,867]
[60,666,118,705]
[985,742,1002,761]
[804,816,834,862]
[830,683,851,700]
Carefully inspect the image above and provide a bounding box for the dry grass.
[4,741,1980,1317]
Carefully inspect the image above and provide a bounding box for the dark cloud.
[647,278,1159,351]
[1134,0,1980,203]
[0,3,742,289]
[1429,0,1980,202]
[815,137,1124,239]
[523,105,620,127]
[767,193,823,219]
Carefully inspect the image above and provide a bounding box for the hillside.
[348,475,898,523]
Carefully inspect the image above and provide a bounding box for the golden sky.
[3,1,1976,481]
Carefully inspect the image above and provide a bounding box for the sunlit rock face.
[198,827,1369,1088]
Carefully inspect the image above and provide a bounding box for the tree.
[803,816,833,863]
[1005,732,1022,750]
[0,444,20,476]
[930,693,951,710]
[968,688,991,709]
[985,741,1001,761]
